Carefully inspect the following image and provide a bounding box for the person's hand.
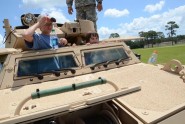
[59,38,68,46]
[86,43,91,45]
[72,43,76,46]
[68,7,73,14]
[38,16,51,28]
[97,3,103,11]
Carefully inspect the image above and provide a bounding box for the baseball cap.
[37,14,56,23]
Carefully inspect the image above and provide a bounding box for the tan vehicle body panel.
[1,14,185,124]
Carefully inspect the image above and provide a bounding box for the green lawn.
[133,44,185,65]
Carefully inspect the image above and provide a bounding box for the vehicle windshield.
[84,47,129,65]
[17,54,78,77]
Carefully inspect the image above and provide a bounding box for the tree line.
[109,21,185,49]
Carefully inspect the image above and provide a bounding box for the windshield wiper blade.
[103,59,120,68]
[90,60,119,70]
[34,74,44,80]
[42,69,76,76]
[42,70,61,77]
[115,57,130,65]
[20,70,61,79]
[31,69,76,78]
[58,68,76,74]
[90,57,130,70]
[90,61,108,70]
[19,73,44,80]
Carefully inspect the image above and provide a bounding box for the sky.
[0,0,185,48]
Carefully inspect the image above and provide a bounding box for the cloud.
[98,5,185,39]
[21,0,66,9]
[41,8,70,23]
[104,8,129,17]
[144,1,165,13]
[98,27,127,40]
[0,34,5,48]
[20,0,70,24]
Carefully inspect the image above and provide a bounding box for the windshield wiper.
[58,68,76,74]
[90,61,108,70]
[19,69,76,79]
[90,60,117,70]
[42,70,61,77]
[34,74,44,80]
[115,57,130,65]
[19,73,44,80]
[103,59,120,67]
[43,69,76,76]
[19,70,60,79]
[90,57,130,70]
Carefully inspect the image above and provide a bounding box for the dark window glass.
[84,48,129,65]
[58,55,78,69]
[17,55,77,77]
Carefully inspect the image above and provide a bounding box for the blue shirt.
[25,33,53,50]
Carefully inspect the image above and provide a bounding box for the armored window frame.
[81,46,130,66]
[14,52,79,79]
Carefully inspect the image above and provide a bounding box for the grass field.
[133,44,185,65]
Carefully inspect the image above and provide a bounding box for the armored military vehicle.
[1,13,185,124]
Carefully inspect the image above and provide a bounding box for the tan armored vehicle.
[1,13,185,124]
